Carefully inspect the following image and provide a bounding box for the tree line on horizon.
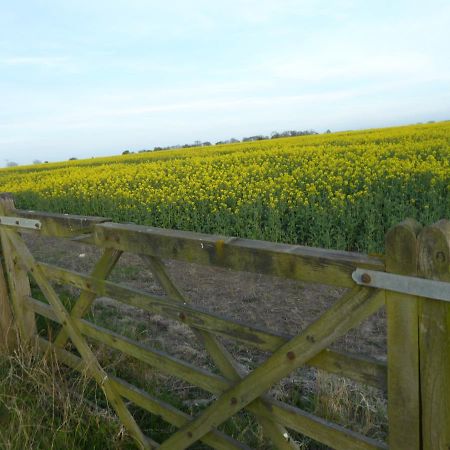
[122,128,324,155]
[4,129,327,166]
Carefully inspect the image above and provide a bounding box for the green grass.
[0,347,136,450]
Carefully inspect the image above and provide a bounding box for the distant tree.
[326,129,331,134]
[69,157,77,160]
[229,138,240,143]
[44,161,49,163]
[6,161,18,167]
[202,141,211,146]
[33,159,42,164]
[122,150,131,155]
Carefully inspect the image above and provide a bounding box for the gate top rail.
[93,221,384,287]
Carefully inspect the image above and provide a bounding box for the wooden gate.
[0,193,449,450]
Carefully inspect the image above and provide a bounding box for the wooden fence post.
[418,219,450,450]
[0,256,16,352]
[385,218,421,450]
[0,194,37,344]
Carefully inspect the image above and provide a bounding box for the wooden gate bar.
[94,222,384,288]
[37,337,250,450]
[0,229,37,342]
[6,196,450,449]
[2,228,152,449]
[12,209,110,237]
[141,254,299,450]
[418,220,450,450]
[38,261,387,389]
[29,298,386,450]
[158,287,384,449]
[0,255,16,351]
[53,247,123,347]
[385,219,421,450]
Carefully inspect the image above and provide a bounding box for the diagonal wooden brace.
[3,229,152,450]
[142,254,298,449]
[54,247,122,348]
[158,286,384,449]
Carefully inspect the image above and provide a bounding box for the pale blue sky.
[1,0,449,165]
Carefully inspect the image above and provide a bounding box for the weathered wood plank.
[256,398,388,450]
[54,247,122,348]
[13,209,110,237]
[0,231,36,343]
[418,220,450,450]
[26,296,230,393]
[94,222,384,287]
[33,303,385,450]
[41,261,289,349]
[0,194,110,237]
[113,379,251,450]
[36,337,252,450]
[3,229,151,450]
[385,218,421,450]
[0,198,36,343]
[158,287,384,449]
[0,258,16,351]
[39,262,387,388]
[307,348,386,390]
[142,255,299,450]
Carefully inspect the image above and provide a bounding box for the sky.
[1,0,449,166]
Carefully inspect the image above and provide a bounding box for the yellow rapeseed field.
[1,122,448,251]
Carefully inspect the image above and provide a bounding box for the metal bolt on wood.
[361,273,372,284]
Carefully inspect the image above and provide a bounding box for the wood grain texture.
[158,287,384,449]
[385,218,421,450]
[94,221,384,287]
[3,229,151,450]
[0,258,16,352]
[13,209,110,237]
[39,261,387,389]
[30,297,386,450]
[0,234,36,342]
[142,255,299,450]
[418,220,450,450]
[53,247,122,348]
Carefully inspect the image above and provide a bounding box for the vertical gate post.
[385,218,421,450]
[0,194,37,345]
[418,219,450,450]
[0,256,16,353]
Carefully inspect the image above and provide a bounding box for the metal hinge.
[352,268,450,302]
[0,216,41,230]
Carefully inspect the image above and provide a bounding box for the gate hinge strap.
[352,268,450,302]
[0,216,41,230]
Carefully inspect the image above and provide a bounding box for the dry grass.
[313,371,387,442]
[0,343,135,450]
